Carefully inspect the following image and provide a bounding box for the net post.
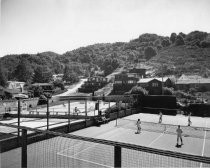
[114,145,121,168]
[68,99,71,132]
[47,98,49,130]
[22,129,27,168]
[17,99,21,144]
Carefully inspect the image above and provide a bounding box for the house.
[78,76,108,93]
[7,81,27,93]
[112,72,139,95]
[176,74,210,91]
[52,74,64,81]
[128,68,146,78]
[0,85,20,99]
[0,81,28,99]
[138,77,174,95]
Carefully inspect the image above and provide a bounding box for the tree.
[161,38,171,47]
[144,46,157,60]
[175,35,185,46]
[170,33,177,43]
[163,87,174,95]
[53,80,65,90]
[130,86,148,96]
[200,41,210,48]
[33,66,53,83]
[185,31,208,42]
[13,58,33,83]
[63,65,79,83]
[178,32,186,38]
[104,65,113,76]
[0,65,7,87]
[153,39,161,46]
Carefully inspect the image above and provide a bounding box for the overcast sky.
[0,0,210,57]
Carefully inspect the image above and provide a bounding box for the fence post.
[114,146,121,168]
[85,99,87,127]
[47,98,49,130]
[68,99,71,132]
[18,99,21,143]
[22,129,27,168]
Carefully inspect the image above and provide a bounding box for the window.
[152,83,158,87]
[128,80,134,84]
[115,81,122,84]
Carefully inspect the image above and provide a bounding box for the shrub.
[144,46,157,60]
[175,35,185,46]
[200,41,210,48]
[163,87,174,95]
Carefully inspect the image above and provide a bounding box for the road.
[52,78,87,97]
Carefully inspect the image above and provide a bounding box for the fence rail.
[1,122,210,168]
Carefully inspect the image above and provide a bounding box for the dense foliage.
[0,30,210,87]
[0,64,7,87]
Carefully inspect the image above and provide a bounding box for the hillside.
[0,30,210,83]
[148,45,210,77]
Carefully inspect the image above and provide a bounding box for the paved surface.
[1,113,210,168]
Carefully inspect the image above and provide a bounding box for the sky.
[0,0,210,57]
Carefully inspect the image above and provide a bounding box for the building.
[78,76,108,93]
[0,81,28,99]
[112,72,139,95]
[7,81,27,93]
[176,74,210,91]
[138,77,174,95]
[52,74,64,81]
[128,68,146,78]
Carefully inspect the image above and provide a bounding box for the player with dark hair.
[135,119,141,134]
[159,111,163,123]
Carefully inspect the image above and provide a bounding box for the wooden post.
[68,100,70,132]
[47,98,49,130]
[18,99,21,142]
[85,100,87,127]
[22,129,27,168]
[114,146,121,168]
[98,100,100,116]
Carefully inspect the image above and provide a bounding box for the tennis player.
[136,119,141,134]
[176,125,183,146]
[159,111,163,123]
[188,112,192,126]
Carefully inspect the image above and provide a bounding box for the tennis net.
[116,118,210,139]
[1,122,210,168]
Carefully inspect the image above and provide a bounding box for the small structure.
[52,74,64,81]
[78,76,108,93]
[112,72,139,95]
[138,77,174,95]
[0,81,28,99]
[176,74,210,91]
[7,81,27,94]
[128,68,146,78]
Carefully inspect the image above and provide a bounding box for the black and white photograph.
[0,0,210,167]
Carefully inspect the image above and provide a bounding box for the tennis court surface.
[1,113,210,167]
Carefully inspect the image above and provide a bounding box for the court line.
[148,126,170,147]
[57,128,119,155]
[58,152,113,168]
[200,120,207,168]
[57,131,119,167]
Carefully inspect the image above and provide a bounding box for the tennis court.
[1,113,210,167]
[13,100,115,116]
